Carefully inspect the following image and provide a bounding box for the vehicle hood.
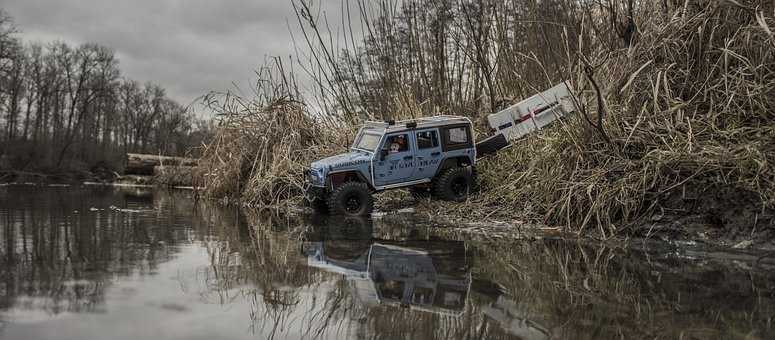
[311,151,371,172]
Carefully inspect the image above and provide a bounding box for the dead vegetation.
[198,1,775,237]
[195,62,357,205]
[472,0,775,236]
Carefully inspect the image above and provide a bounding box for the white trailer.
[488,81,577,140]
[476,81,577,156]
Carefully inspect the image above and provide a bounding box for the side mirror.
[380,149,389,161]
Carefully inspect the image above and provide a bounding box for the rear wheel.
[433,167,473,202]
[326,182,374,216]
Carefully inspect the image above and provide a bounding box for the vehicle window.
[412,287,434,304]
[379,280,404,300]
[355,132,381,151]
[444,127,470,147]
[416,130,439,149]
[384,134,409,153]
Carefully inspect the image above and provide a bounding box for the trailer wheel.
[433,167,473,202]
[327,182,374,216]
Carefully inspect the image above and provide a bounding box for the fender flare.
[327,170,374,191]
[433,156,474,178]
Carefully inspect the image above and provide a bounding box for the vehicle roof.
[362,115,471,133]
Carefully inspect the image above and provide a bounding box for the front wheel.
[326,182,374,216]
[433,167,474,202]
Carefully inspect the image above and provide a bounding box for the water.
[0,186,773,339]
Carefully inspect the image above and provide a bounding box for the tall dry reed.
[474,1,775,236]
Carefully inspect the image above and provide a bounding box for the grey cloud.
[2,0,342,111]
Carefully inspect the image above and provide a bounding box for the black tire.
[326,182,374,216]
[433,167,473,202]
[329,216,372,240]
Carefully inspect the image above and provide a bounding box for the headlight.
[308,168,325,186]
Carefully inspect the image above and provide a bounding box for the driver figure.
[389,135,406,153]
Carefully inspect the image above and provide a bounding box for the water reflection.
[0,186,773,340]
[0,186,193,318]
[299,216,549,339]
[303,217,472,316]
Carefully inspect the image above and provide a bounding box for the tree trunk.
[124,153,196,175]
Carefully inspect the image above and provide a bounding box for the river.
[0,185,773,339]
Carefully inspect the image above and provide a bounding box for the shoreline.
[3,180,773,252]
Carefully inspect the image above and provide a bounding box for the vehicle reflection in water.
[301,216,549,340]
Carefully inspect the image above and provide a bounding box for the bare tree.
[0,12,210,174]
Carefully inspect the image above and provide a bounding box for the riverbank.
[2,171,770,252]
[0,161,195,189]
[366,190,775,252]
[0,169,118,186]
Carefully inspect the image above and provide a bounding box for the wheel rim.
[451,177,468,197]
[344,194,362,213]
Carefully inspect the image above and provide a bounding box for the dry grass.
[195,93,356,205]
[195,63,426,206]
[468,1,775,236]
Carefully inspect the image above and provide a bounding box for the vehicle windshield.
[353,131,382,152]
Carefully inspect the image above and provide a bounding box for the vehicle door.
[440,124,475,164]
[373,132,416,186]
[411,128,443,181]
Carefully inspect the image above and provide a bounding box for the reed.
[195,61,359,205]
[470,0,775,236]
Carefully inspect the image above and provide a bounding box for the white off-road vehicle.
[305,82,577,216]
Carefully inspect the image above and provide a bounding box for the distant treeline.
[0,11,211,174]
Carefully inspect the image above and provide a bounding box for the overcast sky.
[2,0,344,114]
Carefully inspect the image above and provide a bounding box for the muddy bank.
[362,187,775,252]
[626,185,775,251]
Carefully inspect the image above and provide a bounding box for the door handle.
[431,152,441,156]
[403,156,413,160]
